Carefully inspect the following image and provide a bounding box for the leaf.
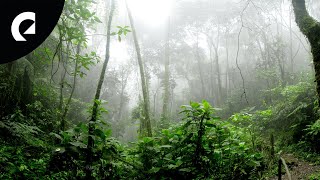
[50,132,63,142]
[142,137,153,144]
[205,123,216,128]
[203,100,210,110]
[175,160,183,167]
[94,129,106,140]
[148,167,160,173]
[94,16,102,23]
[70,142,87,148]
[54,147,65,153]
[79,123,88,133]
[179,168,192,172]
[160,145,172,148]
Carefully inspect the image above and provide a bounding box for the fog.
[2,0,320,178]
[61,0,318,141]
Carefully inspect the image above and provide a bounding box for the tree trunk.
[207,37,215,105]
[59,42,68,131]
[225,30,231,97]
[213,44,222,105]
[118,66,129,121]
[292,0,320,101]
[206,30,221,105]
[126,0,152,137]
[61,43,81,127]
[161,17,171,127]
[85,0,115,178]
[289,6,294,73]
[195,37,206,99]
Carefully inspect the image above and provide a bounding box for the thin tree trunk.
[225,30,231,97]
[207,30,221,105]
[126,0,152,137]
[209,44,215,99]
[118,67,129,121]
[61,43,81,127]
[292,0,320,101]
[195,37,206,99]
[207,36,215,103]
[213,44,222,105]
[59,42,68,131]
[161,17,171,126]
[85,0,115,178]
[118,85,125,121]
[289,6,294,73]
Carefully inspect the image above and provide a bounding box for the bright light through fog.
[127,0,172,27]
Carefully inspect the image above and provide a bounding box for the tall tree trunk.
[195,37,206,99]
[225,29,231,97]
[292,0,320,101]
[118,67,129,121]
[289,6,294,73]
[126,0,152,137]
[213,44,222,105]
[207,37,215,104]
[206,29,221,105]
[161,17,171,127]
[61,43,81,127]
[85,0,115,178]
[59,42,68,131]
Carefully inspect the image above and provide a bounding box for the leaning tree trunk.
[126,0,152,137]
[85,0,115,178]
[292,0,320,101]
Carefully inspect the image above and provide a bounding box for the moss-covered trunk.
[85,0,115,178]
[126,0,152,137]
[292,0,320,101]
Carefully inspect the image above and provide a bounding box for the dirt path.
[270,154,320,180]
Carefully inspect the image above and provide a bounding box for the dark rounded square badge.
[0,0,65,64]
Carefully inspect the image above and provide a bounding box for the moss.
[292,0,320,101]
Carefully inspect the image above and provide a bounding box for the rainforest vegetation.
[1,0,320,179]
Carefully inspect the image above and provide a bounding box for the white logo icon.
[11,12,36,42]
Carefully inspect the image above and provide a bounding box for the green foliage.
[128,101,265,179]
[111,26,132,42]
[306,119,320,137]
[309,171,320,180]
[0,145,50,179]
[48,121,119,178]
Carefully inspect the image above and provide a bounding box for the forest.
[1,0,320,179]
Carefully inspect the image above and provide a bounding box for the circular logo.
[0,0,65,64]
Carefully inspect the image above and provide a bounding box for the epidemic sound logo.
[11,12,36,42]
[0,1,65,64]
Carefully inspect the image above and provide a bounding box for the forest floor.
[270,154,320,180]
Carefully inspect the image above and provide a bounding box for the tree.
[161,17,171,127]
[117,64,131,121]
[292,0,320,101]
[206,28,222,106]
[86,0,115,178]
[61,43,81,127]
[125,0,152,137]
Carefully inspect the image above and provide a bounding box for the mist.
[1,0,320,179]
